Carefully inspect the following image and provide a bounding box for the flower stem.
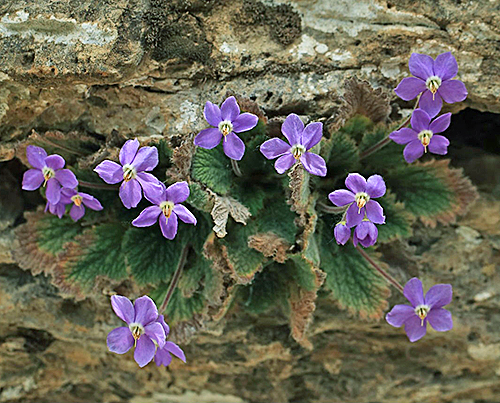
[78,180,119,191]
[159,244,190,313]
[356,246,404,294]
[230,159,242,177]
[317,201,347,215]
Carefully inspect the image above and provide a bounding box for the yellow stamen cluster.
[129,323,144,346]
[122,164,137,182]
[42,167,55,185]
[218,120,233,137]
[418,130,433,153]
[160,201,175,218]
[71,195,83,207]
[425,76,442,100]
[291,144,306,160]
[415,305,430,326]
[354,192,370,213]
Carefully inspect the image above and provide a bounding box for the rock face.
[0,0,499,402]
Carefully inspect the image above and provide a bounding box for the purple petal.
[232,113,258,133]
[281,113,304,146]
[194,128,223,149]
[365,200,385,224]
[365,174,386,198]
[429,113,451,134]
[260,138,291,159]
[159,213,178,240]
[22,169,44,191]
[438,80,468,104]
[55,169,78,188]
[60,187,77,202]
[411,109,431,132]
[80,193,103,211]
[119,180,142,209]
[334,223,351,245]
[155,347,173,367]
[119,139,140,166]
[409,53,434,80]
[44,154,65,170]
[300,152,327,177]
[165,341,186,363]
[107,327,134,354]
[70,204,85,221]
[223,132,245,161]
[345,173,367,194]
[132,206,161,227]
[134,295,158,326]
[403,278,424,307]
[46,201,66,218]
[26,145,47,169]
[424,284,452,308]
[156,315,170,336]
[94,160,123,184]
[345,203,363,228]
[111,295,135,324]
[386,304,415,327]
[220,96,240,121]
[394,77,426,101]
[173,204,197,225]
[144,322,166,349]
[136,172,163,202]
[433,52,458,81]
[356,222,378,248]
[134,336,156,367]
[145,182,166,205]
[428,135,449,155]
[131,146,159,172]
[302,122,323,150]
[352,230,359,247]
[403,140,425,164]
[328,189,355,206]
[165,181,189,204]
[389,128,417,145]
[46,178,61,204]
[419,90,443,119]
[404,315,427,342]
[427,308,453,332]
[204,101,222,127]
[274,153,295,174]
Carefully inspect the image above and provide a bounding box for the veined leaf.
[191,144,232,195]
[376,192,413,243]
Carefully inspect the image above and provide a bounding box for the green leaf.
[376,193,413,243]
[191,144,232,195]
[151,286,206,325]
[187,182,213,213]
[35,214,83,255]
[359,124,405,170]
[322,131,360,180]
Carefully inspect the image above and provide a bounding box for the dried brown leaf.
[211,195,251,238]
[166,133,196,182]
[248,232,291,263]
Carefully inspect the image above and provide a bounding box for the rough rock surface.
[0,0,499,402]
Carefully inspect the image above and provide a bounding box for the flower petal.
[429,113,451,134]
[156,314,170,336]
[131,146,159,172]
[394,77,426,101]
[107,327,134,354]
[438,80,468,104]
[47,201,66,218]
[134,295,158,326]
[55,169,78,188]
[302,122,323,150]
[260,138,291,159]
[155,347,172,367]
[159,213,178,240]
[357,222,378,248]
[70,204,85,221]
[334,223,351,245]
[427,308,453,332]
[365,174,386,198]
[22,169,44,191]
[144,322,166,349]
[81,193,103,211]
[134,335,156,368]
[132,206,162,227]
[94,160,123,184]
[300,152,327,177]
[345,203,364,228]
[409,53,434,80]
[403,140,425,164]
[173,204,197,225]
[165,181,189,204]
[119,139,139,166]
[328,189,355,206]
[365,200,385,224]
[274,153,295,174]
[433,52,458,81]
[411,109,431,132]
[119,180,142,209]
[345,173,366,194]
[404,315,427,342]
[232,113,258,133]
[386,304,415,328]
[166,341,186,363]
[194,128,223,149]
[223,132,245,161]
[136,172,163,202]
[428,135,449,155]
[26,145,47,169]
[111,295,135,324]
[281,113,304,145]
[204,100,222,127]
[403,277,424,307]
[425,284,452,308]
[390,128,417,145]
[44,154,65,170]
[220,96,240,121]
[60,187,76,203]
[419,90,442,119]
[46,178,61,204]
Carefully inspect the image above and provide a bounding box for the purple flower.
[107,295,166,368]
[328,173,386,228]
[395,52,467,118]
[60,188,103,222]
[390,109,451,163]
[45,199,68,219]
[386,278,453,342]
[260,113,327,177]
[334,221,351,245]
[154,315,186,367]
[194,96,258,161]
[353,219,378,248]
[22,146,78,204]
[132,181,197,240]
[94,139,162,209]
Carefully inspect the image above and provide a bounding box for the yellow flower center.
[418,130,433,152]
[425,75,442,100]
[122,164,137,182]
[218,120,233,137]
[160,201,175,218]
[414,305,430,326]
[291,144,306,160]
[42,166,55,185]
[71,195,83,207]
[354,192,370,213]
[129,323,145,346]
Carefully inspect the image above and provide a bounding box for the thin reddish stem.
[160,244,190,313]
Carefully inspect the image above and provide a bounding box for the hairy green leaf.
[191,145,232,195]
[376,193,413,243]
